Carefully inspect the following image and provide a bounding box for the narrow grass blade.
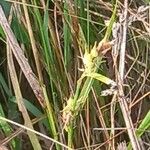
[0,104,17,149]
[85,72,116,86]
[128,110,150,149]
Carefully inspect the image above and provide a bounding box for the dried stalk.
[22,0,43,83]
[7,43,42,150]
[118,0,141,149]
[0,6,45,108]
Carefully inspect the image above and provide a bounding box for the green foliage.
[11,17,29,44]
[0,0,150,149]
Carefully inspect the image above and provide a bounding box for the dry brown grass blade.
[0,128,23,146]
[22,0,43,83]
[0,116,73,150]
[7,44,42,150]
[117,77,140,150]
[117,0,141,149]
[92,88,110,143]
[0,6,45,108]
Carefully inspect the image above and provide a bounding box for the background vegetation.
[0,0,150,149]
